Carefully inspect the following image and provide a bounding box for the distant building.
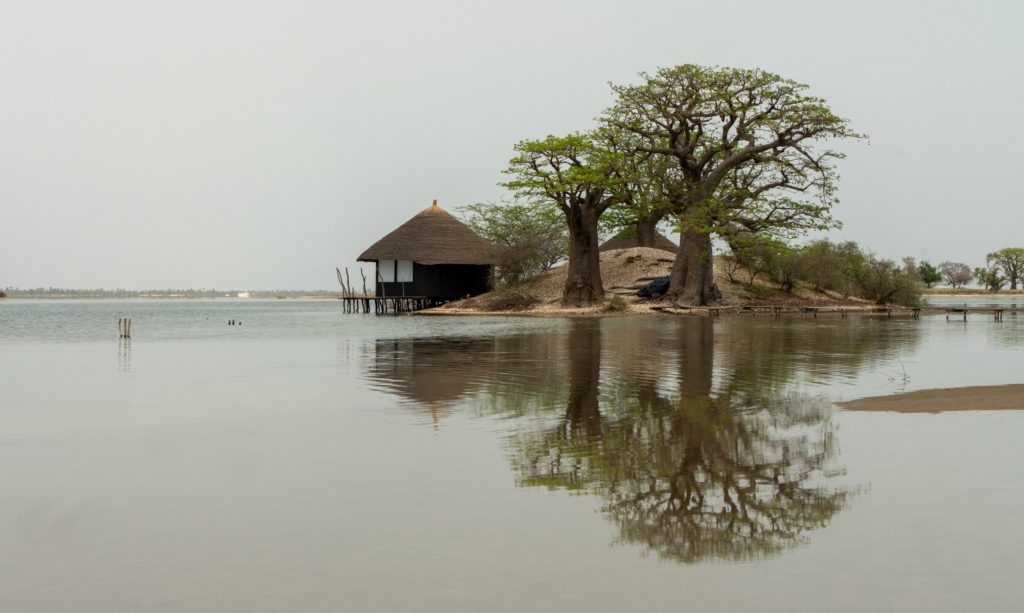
[599,229,678,253]
[357,201,495,302]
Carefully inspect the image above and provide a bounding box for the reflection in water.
[363,317,919,562]
[118,337,131,373]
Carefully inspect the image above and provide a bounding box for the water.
[1,299,1023,612]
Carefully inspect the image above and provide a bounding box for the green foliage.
[503,132,619,211]
[974,266,1007,292]
[792,240,867,295]
[726,235,803,291]
[602,64,861,241]
[938,261,973,288]
[917,261,941,287]
[855,258,922,307]
[742,282,775,300]
[460,201,567,286]
[728,237,921,306]
[985,248,1024,289]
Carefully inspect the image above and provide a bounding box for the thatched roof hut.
[358,201,494,265]
[599,229,678,253]
[357,201,495,301]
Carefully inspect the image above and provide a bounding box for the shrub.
[460,201,568,286]
[603,295,629,312]
[918,261,942,287]
[855,258,922,307]
[743,283,775,300]
[480,288,540,311]
[974,266,1006,292]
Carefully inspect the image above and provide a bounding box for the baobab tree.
[604,65,862,305]
[986,248,1024,290]
[504,133,620,306]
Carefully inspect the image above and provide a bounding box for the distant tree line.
[914,248,1024,292]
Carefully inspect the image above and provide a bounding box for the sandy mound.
[435,247,871,315]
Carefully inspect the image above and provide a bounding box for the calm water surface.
[1,299,1022,612]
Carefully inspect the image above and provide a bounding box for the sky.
[2,0,1022,290]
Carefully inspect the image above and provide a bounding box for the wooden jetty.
[338,295,439,314]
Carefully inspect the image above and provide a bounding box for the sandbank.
[838,384,1024,413]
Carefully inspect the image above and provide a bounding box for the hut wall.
[376,263,491,300]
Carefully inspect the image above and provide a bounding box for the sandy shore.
[838,384,1024,413]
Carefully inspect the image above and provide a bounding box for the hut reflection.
[364,337,500,424]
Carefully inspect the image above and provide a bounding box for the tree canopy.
[938,261,972,288]
[503,133,621,306]
[602,65,862,305]
[917,261,941,287]
[460,201,567,286]
[986,248,1024,290]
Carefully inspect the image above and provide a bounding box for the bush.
[742,283,775,300]
[918,261,942,287]
[480,288,540,311]
[974,266,1006,292]
[855,258,922,307]
[795,241,868,295]
[603,295,629,312]
[460,201,568,286]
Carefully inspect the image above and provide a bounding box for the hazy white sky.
[2,0,1022,289]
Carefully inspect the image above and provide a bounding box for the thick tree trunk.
[563,207,604,307]
[635,217,659,248]
[667,229,721,306]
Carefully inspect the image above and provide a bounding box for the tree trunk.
[563,206,604,307]
[667,229,721,306]
[635,216,659,248]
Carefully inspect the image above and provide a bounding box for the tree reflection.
[364,317,914,562]
[513,319,851,562]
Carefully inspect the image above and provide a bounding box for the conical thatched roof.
[357,201,495,265]
[600,229,678,253]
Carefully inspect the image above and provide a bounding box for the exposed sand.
[838,384,1024,413]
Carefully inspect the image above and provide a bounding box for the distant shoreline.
[0,293,340,300]
[922,289,1024,296]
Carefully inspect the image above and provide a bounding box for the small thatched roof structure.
[357,201,495,265]
[600,229,678,253]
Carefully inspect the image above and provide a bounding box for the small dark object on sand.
[637,276,670,298]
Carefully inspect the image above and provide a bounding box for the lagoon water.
[1,300,1023,612]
